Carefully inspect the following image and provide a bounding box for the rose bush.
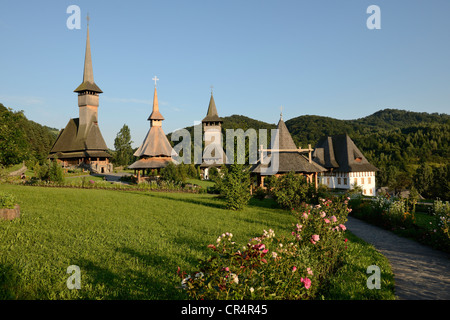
[177,196,351,300]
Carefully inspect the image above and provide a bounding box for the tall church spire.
[202,91,222,123]
[148,76,165,123]
[74,16,102,94]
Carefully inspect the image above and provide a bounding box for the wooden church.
[128,77,176,182]
[48,23,112,174]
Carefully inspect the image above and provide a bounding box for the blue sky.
[0,0,449,148]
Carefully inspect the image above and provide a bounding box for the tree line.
[0,104,58,167]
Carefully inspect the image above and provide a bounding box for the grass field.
[0,184,395,300]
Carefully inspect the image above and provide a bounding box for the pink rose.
[301,277,311,289]
[310,234,320,244]
[339,224,346,231]
[292,266,297,272]
[324,218,330,224]
[331,215,337,222]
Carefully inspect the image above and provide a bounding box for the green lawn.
[185,178,215,189]
[0,184,395,300]
[0,184,296,299]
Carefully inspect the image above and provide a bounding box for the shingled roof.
[73,25,102,94]
[48,118,110,157]
[202,93,222,123]
[251,119,326,175]
[133,126,174,158]
[128,157,174,170]
[147,87,164,121]
[313,134,378,172]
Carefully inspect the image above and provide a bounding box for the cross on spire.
[280,105,283,120]
[87,13,90,26]
[152,76,159,87]
[210,85,214,94]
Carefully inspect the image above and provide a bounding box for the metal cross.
[280,105,283,120]
[210,85,214,94]
[87,13,90,26]
[152,76,159,87]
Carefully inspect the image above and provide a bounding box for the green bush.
[48,160,64,183]
[186,164,200,179]
[208,166,220,182]
[291,197,350,278]
[34,160,64,183]
[160,162,183,183]
[269,172,316,209]
[432,199,450,241]
[216,164,251,211]
[253,187,267,201]
[0,192,16,209]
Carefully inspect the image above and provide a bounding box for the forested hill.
[286,108,450,146]
[0,103,58,166]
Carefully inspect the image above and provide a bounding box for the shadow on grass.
[0,263,20,299]
[143,192,227,210]
[123,189,284,213]
[76,250,185,300]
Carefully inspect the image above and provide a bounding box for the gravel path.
[346,216,450,300]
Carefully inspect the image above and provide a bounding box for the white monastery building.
[313,134,378,196]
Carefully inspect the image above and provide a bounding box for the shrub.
[48,160,64,183]
[186,164,200,179]
[216,164,251,211]
[34,160,64,183]
[0,192,16,209]
[268,172,315,209]
[208,166,220,182]
[291,197,350,278]
[160,162,184,183]
[253,187,267,201]
[177,230,318,300]
[432,199,450,241]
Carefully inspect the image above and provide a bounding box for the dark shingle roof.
[202,94,222,123]
[74,81,103,94]
[251,119,326,175]
[49,118,110,157]
[313,134,378,172]
[48,150,110,159]
[73,26,103,94]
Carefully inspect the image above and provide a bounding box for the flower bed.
[350,195,450,253]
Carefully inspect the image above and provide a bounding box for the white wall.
[319,171,376,196]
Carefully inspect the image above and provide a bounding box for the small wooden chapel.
[128,77,176,182]
[251,110,326,189]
